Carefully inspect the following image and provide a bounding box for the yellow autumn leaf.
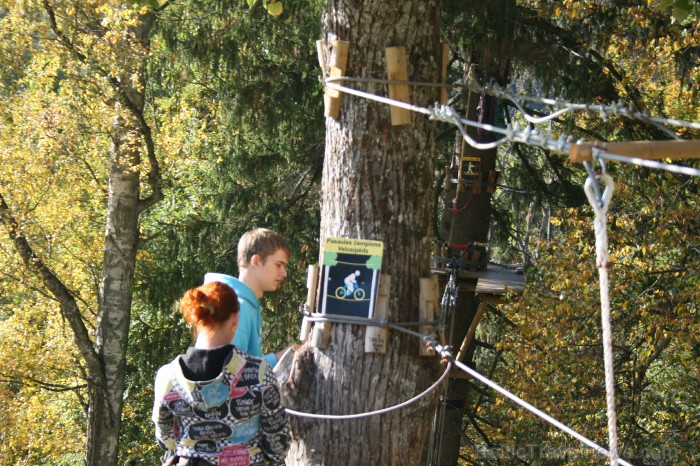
[266,0,283,16]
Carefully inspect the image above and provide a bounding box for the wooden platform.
[430,263,525,299]
[473,264,525,297]
[430,263,526,370]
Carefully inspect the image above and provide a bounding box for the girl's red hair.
[180,281,239,330]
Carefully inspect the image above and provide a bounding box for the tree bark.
[85,105,142,465]
[283,1,442,464]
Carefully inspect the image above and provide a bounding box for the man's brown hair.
[237,228,290,268]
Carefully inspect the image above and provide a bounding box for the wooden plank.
[455,301,487,361]
[316,39,328,77]
[299,264,319,342]
[364,275,391,354]
[364,296,388,353]
[440,42,449,104]
[419,277,436,356]
[569,139,700,163]
[324,40,349,119]
[385,46,412,126]
[474,266,525,295]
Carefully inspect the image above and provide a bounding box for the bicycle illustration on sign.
[335,270,366,300]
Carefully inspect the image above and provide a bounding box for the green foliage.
[119,0,324,462]
[439,1,699,464]
[1,0,697,463]
[483,169,700,464]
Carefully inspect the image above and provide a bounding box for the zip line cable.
[325,75,700,131]
[388,324,636,466]
[323,81,700,178]
[465,80,692,137]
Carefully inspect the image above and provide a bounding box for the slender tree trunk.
[39,5,158,462]
[85,106,141,465]
[283,1,442,464]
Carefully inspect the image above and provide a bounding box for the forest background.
[0,0,698,465]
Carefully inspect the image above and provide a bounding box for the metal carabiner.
[584,154,614,215]
[583,149,613,211]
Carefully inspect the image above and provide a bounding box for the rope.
[285,362,452,420]
[584,161,620,466]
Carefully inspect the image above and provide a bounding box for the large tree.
[282,0,444,464]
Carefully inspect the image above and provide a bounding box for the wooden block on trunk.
[385,46,412,126]
[419,277,436,356]
[310,323,330,349]
[440,42,449,104]
[299,264,319,342]
[365,295,388,354]
[323,40,349,119]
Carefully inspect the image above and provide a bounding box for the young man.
[204,228,292,367]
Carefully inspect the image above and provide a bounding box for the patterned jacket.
[152,346,290,465]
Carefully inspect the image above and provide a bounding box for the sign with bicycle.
[319,237,383,318]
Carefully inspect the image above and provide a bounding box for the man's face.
[253,248,289,292]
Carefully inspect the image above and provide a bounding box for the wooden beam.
[385,46,412,126]
[455,301,487,361]
[569,139,700,163]
[323,40,349,119]
[419,276,437,356]
[364,275,391,354]
[299,264,319,342]
[440,42,449,104]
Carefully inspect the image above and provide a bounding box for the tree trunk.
[428,0,516,461]
[85,106,142,465]
[283,1,442,464]
[430,83,500,466]
[430,91,497,466]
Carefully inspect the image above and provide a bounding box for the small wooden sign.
[364,275,391,354]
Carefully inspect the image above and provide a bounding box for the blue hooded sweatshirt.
[203,273,277,367]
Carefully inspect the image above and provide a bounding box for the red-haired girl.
[152,282,290,465]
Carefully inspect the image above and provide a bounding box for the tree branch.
[0,192,103,387]
[0,371,87,393]
[42,0,163,214]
